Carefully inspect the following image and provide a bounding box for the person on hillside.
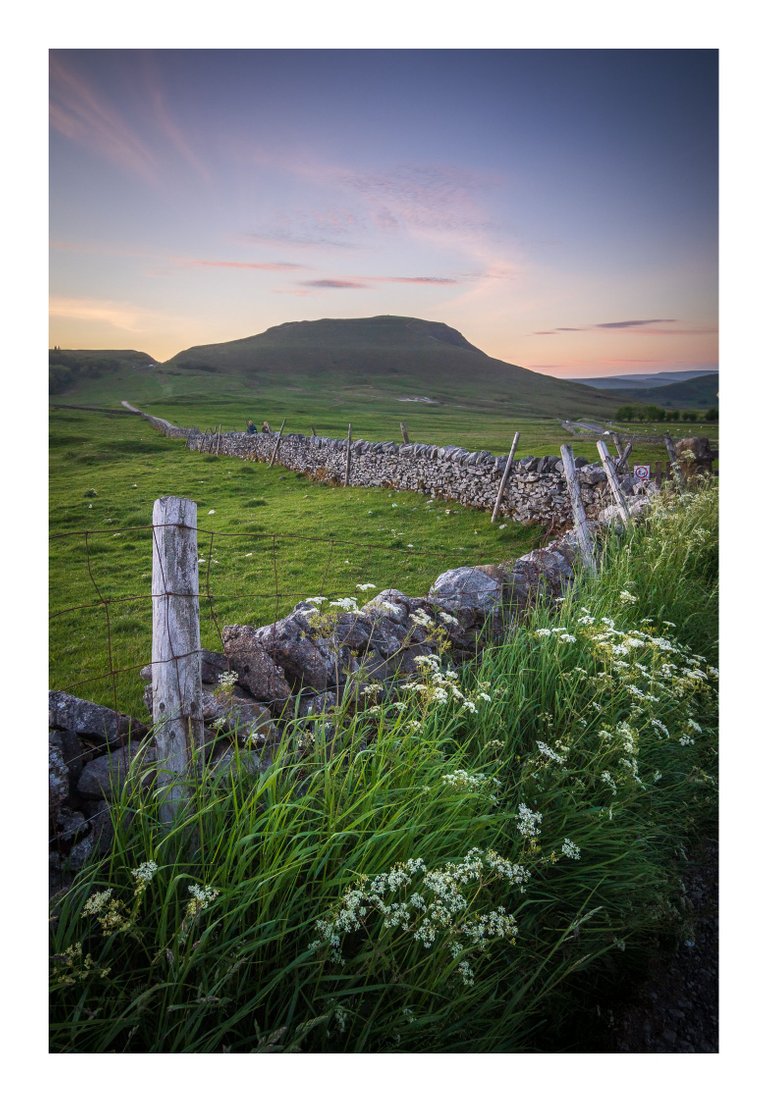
[246,419,256,434]
[261,420,271,432]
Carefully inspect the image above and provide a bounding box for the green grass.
[49,481,719,1053]
[50,392,719,720]
[50,408,542,718]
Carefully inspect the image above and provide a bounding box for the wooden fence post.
[344,423,353,486]
[268,419,286,467]
[596,439,631,524]
[560,445,597,575]
[400,421,410,444]
[151,496,204,823]
[617,441,633,474]
[215,424,222,456]
[664,434,685,489]
[491,431,520,524]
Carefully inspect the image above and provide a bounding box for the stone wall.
[130,406,654,528]
[49,485,658,891]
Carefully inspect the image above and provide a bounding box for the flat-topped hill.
[160,315,618,418]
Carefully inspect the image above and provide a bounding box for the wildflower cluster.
[400,655,493,721]
[310,849,529,985]
[81,888,131,935]
[51,942,110,987]
[180,883,220,942]
[441,768,501,802]
[516,803,543,838]
[214,669,239,703]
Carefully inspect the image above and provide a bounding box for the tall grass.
[50,481,718,1052]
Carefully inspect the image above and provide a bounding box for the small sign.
[634,464,651,480]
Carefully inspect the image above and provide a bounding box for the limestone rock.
[77,743,156,800]
[428,564,509,615]
[49,691,146,748]
[221,624,293,703]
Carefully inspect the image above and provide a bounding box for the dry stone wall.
[50,405,673,889]
[130,406,630,527]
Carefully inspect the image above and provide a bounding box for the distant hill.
[607,375,718,409]
[49,348,157,395]
[572,369,718,391]
[162,315,619,419]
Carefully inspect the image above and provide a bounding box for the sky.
[49,48,718,377]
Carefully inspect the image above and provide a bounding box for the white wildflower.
[131,860,158,885]
[82,889,113,917]
[619,590,638,605]
[536,741,565,765]
[600,770,617,794]
[561,838,581,860]
[516,803,543,838]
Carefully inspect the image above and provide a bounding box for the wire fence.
[51,506,532,844]
[50,517,509,713]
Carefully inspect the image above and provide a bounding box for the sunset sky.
[49,48,718,377]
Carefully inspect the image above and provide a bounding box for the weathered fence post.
[214,424,222,456]
[491,431,520,524]
[610,431,623,462]
[617,441,633,474]
[560,445,596,575]
[664,434,685,489]
[596,439,631,524]
[400,421,410,444]
[344,423,353,486]
[268,419,286,467]
[151,496,204,823]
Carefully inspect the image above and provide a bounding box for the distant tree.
[681,410,698,422]
[666,409,680,422]
[705,407,718,422]
[615,405,637,421]
[643,405,666,422]
[49,363,73,394]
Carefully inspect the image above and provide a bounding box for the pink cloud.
[50,56,160,184]
[300,279,368,289]
[186,258,308,271]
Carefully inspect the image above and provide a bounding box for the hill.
[161,315,618,419]
[600,374,719,410]
[572,369,718,391]
[49,348,157,395]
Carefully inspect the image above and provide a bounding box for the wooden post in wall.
[596,439,631,524]
[268,419,286,467]
[664,434,685,489]
[560,444,597,575]
[344,423,353,486]
[491,431,520,524]
[400,421,410,444]
[617,441,633,474]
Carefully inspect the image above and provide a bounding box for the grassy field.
[49,480,719,1053]
[50,377,718,722]
[50,407,543,718]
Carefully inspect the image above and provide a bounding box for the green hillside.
[45,315,608,420]
[597,373,719,410]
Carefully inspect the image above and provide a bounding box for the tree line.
[615,404,718,423]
